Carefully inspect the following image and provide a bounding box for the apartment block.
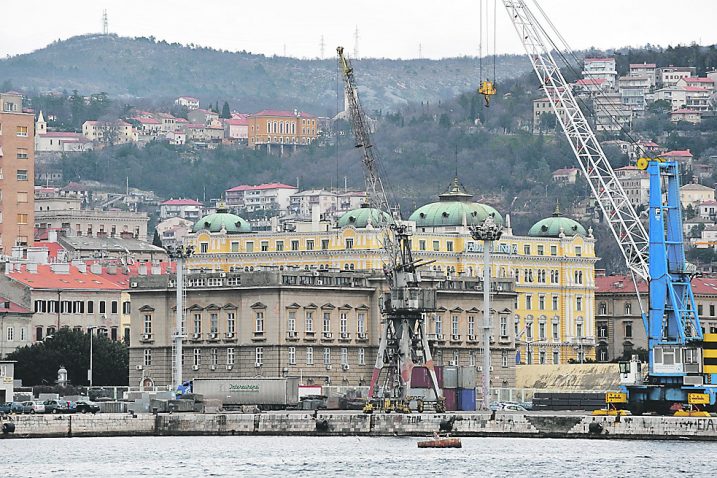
[0,92,35,254]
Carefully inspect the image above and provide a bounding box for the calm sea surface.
[3,435,714,477]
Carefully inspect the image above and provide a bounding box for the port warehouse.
[127,269,518,402]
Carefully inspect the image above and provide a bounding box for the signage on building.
[465,242,518,254]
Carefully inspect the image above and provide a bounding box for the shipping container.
[443,388,458,411]
[411,367,431,388]
[458,388,477,411]
[434,366,444,388]
[191,377,300,408]
[443,366,459,389]
[458,367,477,389]
[407,388,438,402]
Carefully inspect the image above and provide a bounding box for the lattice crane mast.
[337,46,443,413]
[503,0,714,415]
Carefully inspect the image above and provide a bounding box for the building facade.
[225,183,298,214]
[128,269,517,390]
[183,179,598,364]
[0,92,35,254]
[248,110,318,151]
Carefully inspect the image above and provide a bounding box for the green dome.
[192,204,251,233]
[338,206,393,228]
[528,204,586,237]
[408,177,503,228]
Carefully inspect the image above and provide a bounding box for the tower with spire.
[36,111,46,135]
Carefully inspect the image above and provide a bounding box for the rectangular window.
[36,327,43,342]
[231,241,239,252]
[537,245,544,255]
[340,312,348,336]
[553,350,560,364]
[306,347,314,365]
[16,214,28,224]
[261,241,269,251]
[501,350,508,368]
[88,301,94,313]
[539,322,546,340]
[435,315,443,335]
[305,311,314,332]
[419,240,426,251]
[200,242,209,253]
[433,240,440,251]
[291,240,299,251]
[323,312,331,333]
[289,347,296,365]
[16,170,28,181]
[193,348,201,366]
[625,322,633,338]
[143,314,152,335]
[323,347,331,365]
[523,244,531,255]
[468,316,475,336]
[526,322,533,339]
[6,327,14,341]
[341,347,348,365]
[122,301,131,314]
[227,348,235,365]
[143,349,152,366]
[539,350,546,364]
[211,348,218,366]
[111,301,118,314]
[246,242,254,253]
[446,241,454,252]
[210,313,218,334]
[306,240,314,250]
[16,126,28,137]
[452,315,459,336]
[358,347,365,365]
[576,323,583,338]
[500,316,507,337]
[575,246,582,257]
[16,148,28,159]
[345,238,354,249]
[16,191,28,203]
[539,295,545,310]
[194,314,201,335]
[99,301,106,314]
[255,347,263,366]
[321,239,329,250]
[552,322,559,340]
[711,304,715,317]
[227,312,236,335]
[576,297,583,312]
[552,296,558,311]
[550,245,557,256]
[526,295,532,310]
[357,312,366,336]
[288,311,296,332]
[255,311,264,333]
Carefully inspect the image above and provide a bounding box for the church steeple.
[36,110,46,135]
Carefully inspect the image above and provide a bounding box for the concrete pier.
[4,412,717,440]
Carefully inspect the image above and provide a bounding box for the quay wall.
[4,413,717,441]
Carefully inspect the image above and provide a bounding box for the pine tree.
[152,230,163,247]
[221,101,231,119]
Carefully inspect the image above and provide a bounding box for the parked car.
[0,402,12,414]
[75,401,100,414]
[23,401,45,414]
[500,403,528,412]
[10,402,28,414]
[43,399,70,414]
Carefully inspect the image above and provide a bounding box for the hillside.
[0,34,531,113]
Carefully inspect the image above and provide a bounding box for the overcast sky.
[2,0,716,60]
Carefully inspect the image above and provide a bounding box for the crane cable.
[478,0,498,107]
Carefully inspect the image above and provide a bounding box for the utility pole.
[418,43,422,60]
[320,35,325,59]
[353,26,359,59]
[167,245,194,392]
[102,9,108,35]
[471,215,503,410]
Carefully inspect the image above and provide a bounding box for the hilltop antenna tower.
[418,43,422,60]
[102,9,108,35]
[320,35,325,59]
[353,26,359,59]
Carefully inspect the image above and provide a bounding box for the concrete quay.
[4,412,717,440]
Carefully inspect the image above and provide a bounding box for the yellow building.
[247,109,318,150]
[184,178,598,364]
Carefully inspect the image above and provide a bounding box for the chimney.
[90,263,102,274]
[50,263,70,274]
[48,229,58,243]
[73,260,87,273]
[107,264,117,275]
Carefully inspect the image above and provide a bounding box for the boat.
[417,437,462,448]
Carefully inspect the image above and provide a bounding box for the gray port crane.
[337,46,444,413]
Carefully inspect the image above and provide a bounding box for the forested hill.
[0,34,530,114]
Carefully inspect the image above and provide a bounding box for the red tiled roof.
[700,200,717,206]
[8,264,127,290]
[175,118,188,123]
[33,241,66,260]
[597,275,717,296]
[684,86,708,92]
[670,108,700,115]
[161,199,203,206]
[686,78,714,83]
[251,109,317,118]
[133,117,161,124]
[662,149,692,157]
[575,78,606,86]
[224,118,249,126]
[0,297,31,314]
[226,183,296,192]
[638,140,660,147]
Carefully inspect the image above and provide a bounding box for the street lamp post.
[88,326,96,387]
[166,244,194,392]
[471,214,503,410]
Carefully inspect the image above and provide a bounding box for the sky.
[1,0,716,60]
